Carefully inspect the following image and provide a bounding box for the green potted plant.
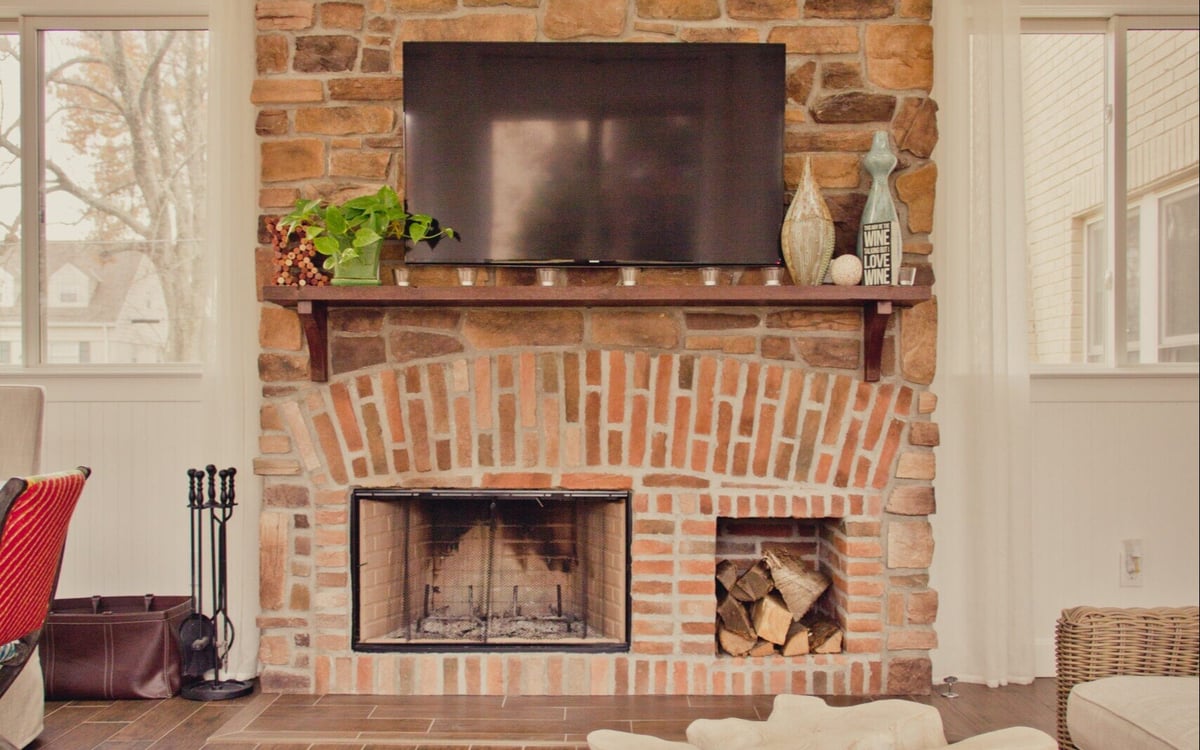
[278,185,455,286]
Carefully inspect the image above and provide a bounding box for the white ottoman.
[1067,676,1199,750]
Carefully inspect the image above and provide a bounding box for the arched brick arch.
[277,350,915,493]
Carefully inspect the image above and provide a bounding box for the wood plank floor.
[28,678,1058,749]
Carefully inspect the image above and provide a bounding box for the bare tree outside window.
[0,26,208,365]
[0,32,21,363]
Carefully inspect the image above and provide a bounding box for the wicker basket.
[1055,605,1199,750]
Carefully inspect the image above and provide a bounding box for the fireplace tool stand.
[181,465,254,701]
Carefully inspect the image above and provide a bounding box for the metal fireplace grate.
[351,488,630,652]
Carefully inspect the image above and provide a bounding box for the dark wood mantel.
[261,284,932,383]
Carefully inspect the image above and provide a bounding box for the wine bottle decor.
[781,156,836,285]
[857,131,903,285]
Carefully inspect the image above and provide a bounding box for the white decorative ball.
[830,254,863,286]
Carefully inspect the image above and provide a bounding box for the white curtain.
[930,0,1036,686]
[202,0,261,679]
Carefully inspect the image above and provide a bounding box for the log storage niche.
[715,548,843,657]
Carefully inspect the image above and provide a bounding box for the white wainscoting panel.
[1029,374,1200,675]
[42,394,204,602]
[27,373,262,680]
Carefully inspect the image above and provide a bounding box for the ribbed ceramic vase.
[780,157,836,285]
[856,131,903,284]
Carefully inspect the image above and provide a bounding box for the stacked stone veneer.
[253,0,940,696]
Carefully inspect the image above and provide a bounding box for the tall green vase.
[856,131,903,285]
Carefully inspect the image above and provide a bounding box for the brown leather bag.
[39,594,192,700]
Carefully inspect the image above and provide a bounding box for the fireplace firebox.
[351,488,630,652]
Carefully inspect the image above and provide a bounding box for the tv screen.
[402,42,785,267]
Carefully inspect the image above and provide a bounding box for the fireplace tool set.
[180,465,253,701]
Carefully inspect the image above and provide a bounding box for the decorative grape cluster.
[269,218,330,287]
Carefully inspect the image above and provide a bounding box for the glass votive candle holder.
[392,267,410,287]
[762,267,785,286]
[537,267,558,287]
[457,267,477,286]
[898,266,916,286]
[618,267,639,286]
[701,267,720,286]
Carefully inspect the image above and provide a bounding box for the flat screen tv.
[402,42,785,267]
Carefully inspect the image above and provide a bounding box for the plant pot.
[330,240,383,286]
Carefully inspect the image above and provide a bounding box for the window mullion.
[17,19,42,368]
[1104,16,1130,367]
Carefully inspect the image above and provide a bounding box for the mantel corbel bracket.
[862,300,893,382]
[297,300,328,382]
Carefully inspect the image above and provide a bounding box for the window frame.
[8,14,207,373]
[1156,183,1200,359]
[1021,12,1198,373]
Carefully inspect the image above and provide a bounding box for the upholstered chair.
[0,467,91,749]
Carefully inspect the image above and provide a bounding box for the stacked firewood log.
[715,548,843,657]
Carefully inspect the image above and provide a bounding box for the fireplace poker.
[180,469,217,681]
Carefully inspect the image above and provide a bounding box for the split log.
[715,559,739,595]
[718,624,757,656]
[748,639,778,657]
[763,548,830,620]
[751,592,792,646]
[781,621,810,656]
[730,559,773,603]
[807,619,843,654]
[716,592,755,640]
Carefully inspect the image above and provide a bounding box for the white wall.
[1029,374,1200,674]
[930,0,1200,686]
[37,377,203,601]
[0,0,261,678]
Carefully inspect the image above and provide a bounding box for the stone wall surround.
[253,0,940,697]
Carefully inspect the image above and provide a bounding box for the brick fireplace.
[255,300,938,695]
[252,1,939,697]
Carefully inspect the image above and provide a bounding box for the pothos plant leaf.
[277,186,456,275]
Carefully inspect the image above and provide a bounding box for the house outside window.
[1021,16,1198,367]
[0,17,208,368]
[49,263,90,307]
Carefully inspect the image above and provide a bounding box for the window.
[0,24,18,365]
[1159,184,1200,361]
[0,17,208,368]
[1082,210,1140,363]
[0,267,13,307]
[46,339,90,364]
[1021,16,1198,367]
[49,263,89,307]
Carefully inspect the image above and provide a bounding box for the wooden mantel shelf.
[262,284,932,383]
